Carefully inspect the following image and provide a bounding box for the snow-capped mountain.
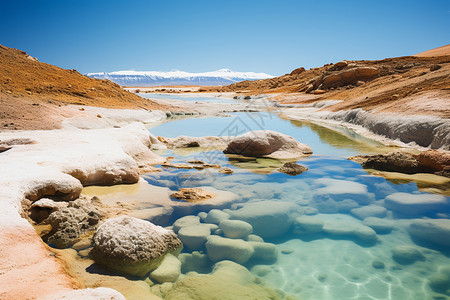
[86,69,273,86]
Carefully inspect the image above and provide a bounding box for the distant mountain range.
[86,69,274,86]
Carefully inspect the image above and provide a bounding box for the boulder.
[293,216,324,234]
[322,215,378,242]
[248,242,278,262]
[313,178,371,204]
[150,254,182,283]
[219,220,253,239]
[350,205,387,220]
[164,261,282,300]
[408,219,450,247]
[277,162,308,176]
[204,209,230,224]
[363,217,395,234]
[205,236,254,264]
[246,234,264,242]
[172,215,201,233]
[384,193,448,215]
[46,197,104,248]
[392,245,424,264]
[178,225,211,250]
[29,198,68,223]
[428,273,450,293]
[91,216,182,277]
[179,251,211,274]
[229,200,302,238]
[223,130,312,160]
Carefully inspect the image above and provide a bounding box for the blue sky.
[1,0,449,76]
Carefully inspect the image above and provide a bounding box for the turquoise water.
[145,96,450,299]
[139,93,238,104]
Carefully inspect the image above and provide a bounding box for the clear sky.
[1,0,449,76]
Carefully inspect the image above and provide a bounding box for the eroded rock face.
[90,215,182,277]
[223,130,312,160]
[315,67,379,89]
[350,152,424,174]
[350,150,450,177]
[45,197,104,248]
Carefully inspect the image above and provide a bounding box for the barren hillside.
[0,45,173,129]
[213,48,450,118]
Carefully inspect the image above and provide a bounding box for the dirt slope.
[213,54,450,118]
[415,44,450,57]
[0,44,174,130]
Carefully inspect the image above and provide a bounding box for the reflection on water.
[80,97,450,299]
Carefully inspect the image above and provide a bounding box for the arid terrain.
[0,45,175,130]
[206,46,450,118]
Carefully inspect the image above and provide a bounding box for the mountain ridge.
[86,69,274,87]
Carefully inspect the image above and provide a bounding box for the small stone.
[392,245,425,265]
[170,188,215,202]
[178,225,211,250]
[429,273,450,293]
[281,248,294,255]
[277,162,308,176]
[219,167,234,174]
[372,260,385,269]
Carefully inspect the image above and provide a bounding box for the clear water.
[139,92,238,104]
[143,96,450,299]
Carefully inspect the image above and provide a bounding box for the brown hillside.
[0,44,174,130]
[214,55,450,118]
[415,44,450,57]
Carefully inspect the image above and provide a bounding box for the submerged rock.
[384,192,448,215]
[277,162,308,176]
[223,130,312,159]
[204,209,230,224]
[91,216,182,277]
[164,261,284,300]
[205,236,254,264]
[172,215,201,233]
[170,188,215,202]
[363,217,395,234]
[150,253,181,283]
[178,225,211,250]
[392,245,425,264]
[229,200,302,238]
[350,205,387,220]
[408,219,450,248]
[219,219,253,239]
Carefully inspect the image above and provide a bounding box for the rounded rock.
[91,216,182,277]
[219,220,253,239]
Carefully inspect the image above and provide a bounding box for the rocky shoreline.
[1,92,450,299]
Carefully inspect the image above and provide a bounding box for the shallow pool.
[141,97,450,299]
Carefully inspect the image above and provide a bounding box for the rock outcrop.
[90,216,182,277]
[45,197,105,248]
[223,130,312,159]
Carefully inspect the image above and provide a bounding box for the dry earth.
[0,44,177,130]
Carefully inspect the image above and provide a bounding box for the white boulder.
[91,216,182,277]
